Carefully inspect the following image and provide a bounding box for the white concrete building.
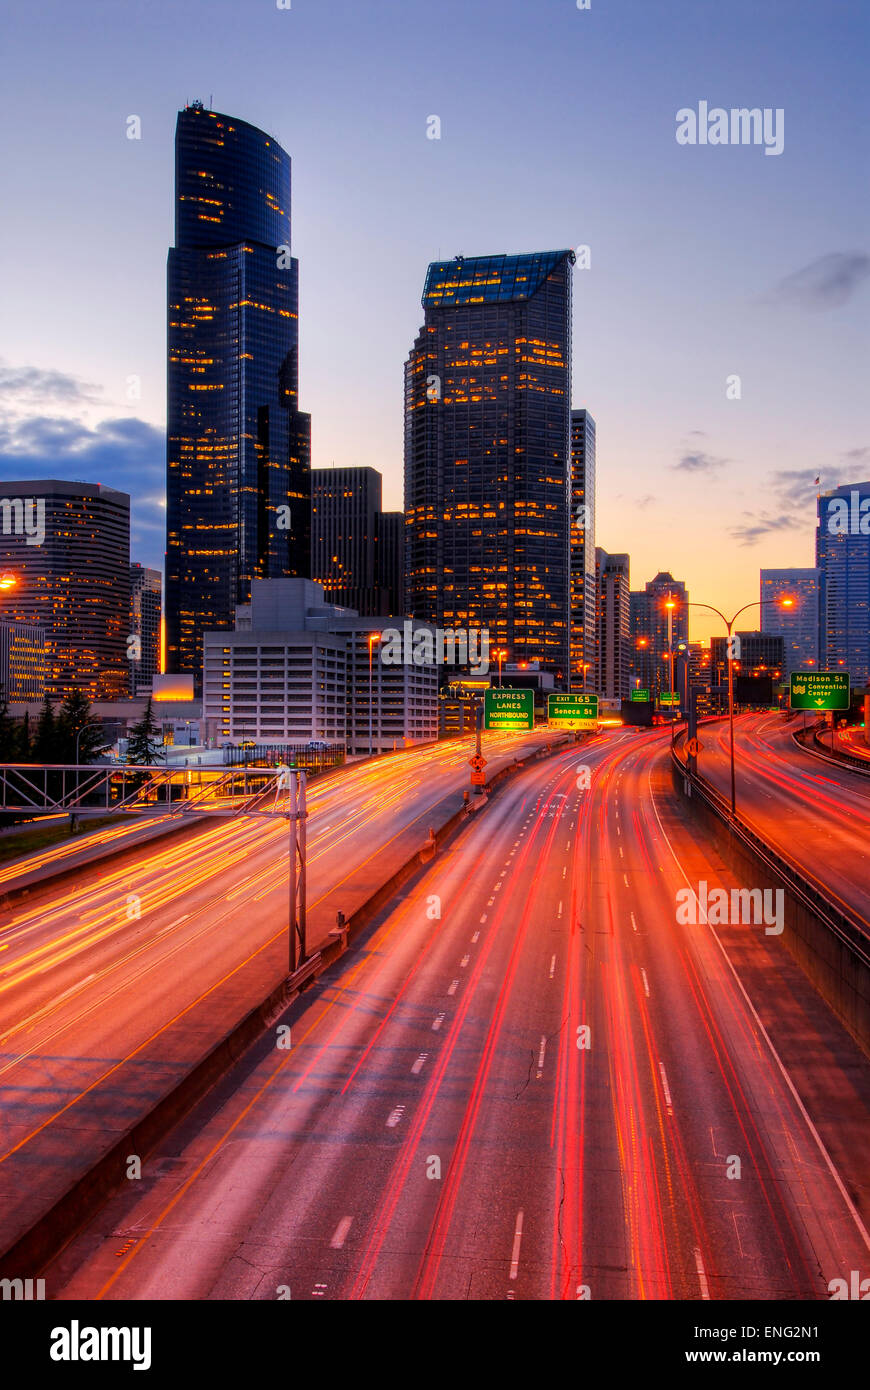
[202,579,438,753]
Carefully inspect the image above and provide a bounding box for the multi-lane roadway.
[0,730,565,1258]
[691,711,870,926]
[42,728,870,1300]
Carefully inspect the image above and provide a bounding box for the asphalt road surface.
[45,729,870,1300]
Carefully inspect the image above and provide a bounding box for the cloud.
[764,252,870,311]
[729,513,802,547]
[841,446,870,467]
[673,449,727,475]
[768,467,839,509]
[0,360,102,409]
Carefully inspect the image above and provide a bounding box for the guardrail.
[792,724,870,777]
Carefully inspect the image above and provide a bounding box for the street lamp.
[493,648,508,687]
[580,661,591,693]
[668,595,794,815]
[367,631,381,756]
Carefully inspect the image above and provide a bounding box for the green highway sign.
[659,692,680,706]
[789,671,850,711]
[547,693,598,730]
[484,687,535,730]
[631,688,650,702]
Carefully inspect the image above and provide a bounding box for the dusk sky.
[1,0,867,639]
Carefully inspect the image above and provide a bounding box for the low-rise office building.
[203,579,438,754]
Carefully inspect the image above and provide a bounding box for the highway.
[691,711,870,927]
[45,728,870,1300]
[0,729,565,1257]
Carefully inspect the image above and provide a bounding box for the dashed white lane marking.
[549,954,556,978]
[694,1248,710,1300]
[386,1105,405,1128]
[641,968,650,997]
[479,914,487,923]
[557,901,563,919]
[623,874,629,887]
[447,979,459,995]
[537,1036,547,1072]
[487,898,495,906]
[159,914,190,935]
[493,883,502,892]
[618,846,624,858]
[432,1012,445,1031]
[312,1283,327,1296]
[330,1216,353,1248]
[460,954,470,968]
[509,1210,524,1280]
[658,1061,673,1113]
[561,866,567,879]
[471,931,480,943]
[630,912,638,932]
[51,973,96,1008]
[411,1053,428,1075]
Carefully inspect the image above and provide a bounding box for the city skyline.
[0,0,867,640]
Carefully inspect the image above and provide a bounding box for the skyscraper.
[165,102,310,688]
[760,567,820,680]
[0,481,130,699]
[405,250,574,681]
[376,510,405,616]
[595,549,630,698]
[311,468,405,616]
[130,563,162,695]
[571,409,596,689]
[629,571,689,698]
[816,482,870,685]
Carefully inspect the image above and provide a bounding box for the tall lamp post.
[493,648,508,688]
[367,631,381,756]
[664,595,794,815]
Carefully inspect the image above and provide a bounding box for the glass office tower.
[570,408,596,689]
[816,481,870,685]
[405,250,574,682]
[165,102,310,686]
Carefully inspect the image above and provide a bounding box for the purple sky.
[0,0,867,638]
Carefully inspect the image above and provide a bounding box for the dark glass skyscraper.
[0,480,130,699]
[405,250,574,681]
[816,482,870,685]
[570,408,596,688]
[165,102,310,685]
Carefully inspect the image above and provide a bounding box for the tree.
[0,691,17,762]
[126,697,162,765]
[16,709,31,761]
[57,690,106,763]
[32,695,57,763]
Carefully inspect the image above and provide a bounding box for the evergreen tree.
[32,695,57,763]
[16,709,31,761]
[58,689,106,763]
[126,697,162,765]
[0,691,17,763]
